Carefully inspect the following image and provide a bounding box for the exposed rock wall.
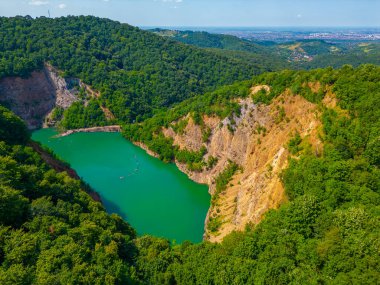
[0,64,78,129]
[45,64,79,109]
[163,86,323,242]
[0,69,56,129]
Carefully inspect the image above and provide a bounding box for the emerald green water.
[32,129,210,243]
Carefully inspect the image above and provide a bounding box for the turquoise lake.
[32,129,210,243]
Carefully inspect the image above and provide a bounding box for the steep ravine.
[162,85,324,242]
[0,64,114,130]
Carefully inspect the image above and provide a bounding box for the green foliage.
[152,28,288,72]
[175,146,207,172]
[287,132,303,154]
[274,105,286,124]
[147,135,175,163]
[191,111,203,126]
[0,186,29,227]
[59,100,106,129]
[0,106,29,144]
[0,15,259,124]
[252,87,272,104]
[1,44,380,283]
[304,42,380,69]
[255,124,267,135]
[0,109,138,283]
[214,161,240,198]
[123,81,252,162]
[171,118,188,135]
[206,156,218,170]
[201,127,212,143]
[50,107,64,121]
[128,65,380,284]
[154,29,380,72]
[207,216,222,233]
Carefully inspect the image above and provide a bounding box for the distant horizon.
[4,15,380,29]
[3,15,380,30]
[141,26,380,30]
[0,0,379,27]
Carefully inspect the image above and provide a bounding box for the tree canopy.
[0,16,262,126]
[1,65,379,284]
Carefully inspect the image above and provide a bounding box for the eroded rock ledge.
[56,125,121,137]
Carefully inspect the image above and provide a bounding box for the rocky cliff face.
[163,85,323,242]
[0,64,78,129]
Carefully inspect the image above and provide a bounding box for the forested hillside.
[305,42,380,68]
[153,29,380,70]
[125,64,380,284]
[151,29,288,71]
[1,65,378,284]
[0,16,262,125]
[0,106,139,284]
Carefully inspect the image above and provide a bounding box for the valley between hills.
[0,15,379,284]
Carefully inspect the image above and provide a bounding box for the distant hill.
[151,28,270,53]
[152,29,380,69]
[305,42,380,68]
[150,28,289,71]
[0,16,266,125]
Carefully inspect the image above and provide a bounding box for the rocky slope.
[0,64,115,130]
[0,64,78,129]
[163,85,324,242]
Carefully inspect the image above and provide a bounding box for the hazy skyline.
[0,0,379,27]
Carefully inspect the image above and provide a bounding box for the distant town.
[223,30,380,42]
[147,27,380,43]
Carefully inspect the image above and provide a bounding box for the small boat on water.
[119,176,125,180]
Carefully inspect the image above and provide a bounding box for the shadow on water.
[100,195,167,240]
[101,195,128,220]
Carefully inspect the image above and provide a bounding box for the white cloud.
[58,3,67,9]
[28,0,49,6]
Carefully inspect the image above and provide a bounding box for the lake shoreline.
[55,125,121,137]
[29,140,102,203]
[33,128,210,243]
[131,140,212,241]
[52,127,212,241]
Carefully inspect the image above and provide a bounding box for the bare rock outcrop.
[0,64,79,129]
[163,85,323,242]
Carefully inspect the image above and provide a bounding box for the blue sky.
[0,0,379,27]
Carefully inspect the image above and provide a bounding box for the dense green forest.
[1,16,378,131]
[0,13,379,285]
[305,42,380,68]
[1,64,379,283]
[153,29,380,70]
[151,29,288,71]
[0,106,139,284]
[0,16,268,126]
